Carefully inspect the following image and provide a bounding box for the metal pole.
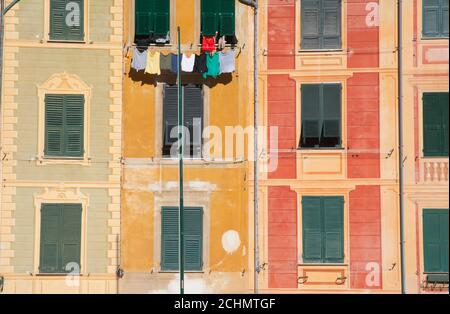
[397,0,407,295]
[177,26,185,295]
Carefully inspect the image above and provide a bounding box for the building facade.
[119,0,253,293]
[402,0,449,294]
[0,0,123,293]
[257,0,404,293]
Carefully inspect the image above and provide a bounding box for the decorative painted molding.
[32,187,89,275]
[0,0,20,274]
[36,72,92,166]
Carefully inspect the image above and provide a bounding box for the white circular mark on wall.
[222,230,241,254]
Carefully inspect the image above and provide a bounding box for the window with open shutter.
[163,85,203,158]
[45,94,84,158]
[423,93,449,157]
[135,0,170,43]
[300,83,342,148]
[39,204,82,274]
[423,0,449,38]
[201,0,235,36]
[302,196,344,263]
[50,0,84,41]
[161,207,203,271]
[423,209,449,274]
[301,0,342,50]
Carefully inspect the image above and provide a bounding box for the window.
[302,196,344,264]
[423,92,449,157]
[163,85,204,158]
[49,0,84,41]
[423,0,449,38]
[45,94,85,158]
[135,0,170,44]
[201,0,235,36]
[301,0,342,50]
[161,207,203,271]
[300,83,342,148]
[39,204,82,274]
[423,209,449,274]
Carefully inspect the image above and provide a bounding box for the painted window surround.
[296,0,347,53]
[293,73,351,180]
[128,0,179,47]
[33,188,88,276]
[296,190,351,288]
[154,82,213,163]
[44,0,89,43]
[37,73,92,166]
[153,189,212,274]
[418,89,449,160]
[420,0,449,40]
[418,207,449,289]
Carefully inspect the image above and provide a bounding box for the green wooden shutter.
[161,207,203,271]
[219,0,235,36]
[423,93,449,157]
[443,0,449,37]
[154,0,170,36]
[322,0,341,49]
[423,0,449,37]
[50,0,84,41]
[161,207,180,271]
[423,209,449,273]
[184,85,203,157]
[163,85,179,149]
[135,0,155,36]
[184,208,203,271]
[201,0,219,36]
[40,204,61,273]
[60,204,82,272]
[323,197,344,263]
[64,95,84,157]
[322,84,342,147]
[301,0,321,49]
[302,197,323,262]
[301,84,321,148]
[45,95,65,156]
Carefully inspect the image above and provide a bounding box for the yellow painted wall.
[121,0,252,293]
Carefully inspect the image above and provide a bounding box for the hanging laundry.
[219,50,236,74]
[181,53,196,72]
[218,36,227,50]
[203,53,221,79]
[202,36,216,52]
[193,53,208,74]
[131,47,147,71]
[145,51,161,75]
[160,53,172,71]
[170,54,181,73]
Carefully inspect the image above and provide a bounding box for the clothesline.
[130,47,237,79]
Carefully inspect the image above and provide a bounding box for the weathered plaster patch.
[221,230,241,254]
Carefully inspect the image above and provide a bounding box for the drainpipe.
[238,0,259,294]
[397,0,407,295]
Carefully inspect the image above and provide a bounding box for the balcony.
[421,158,449,184]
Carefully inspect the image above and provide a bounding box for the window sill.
[297,147,345,151]
[37,156,91,166]
[299,263,348,267]
[35,273,82,277]
[158,271,204,274]
[420,36,449,41]
[47,40,86,44]
[298,49,344,55]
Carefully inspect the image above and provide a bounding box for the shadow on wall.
[128,68,233,88]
